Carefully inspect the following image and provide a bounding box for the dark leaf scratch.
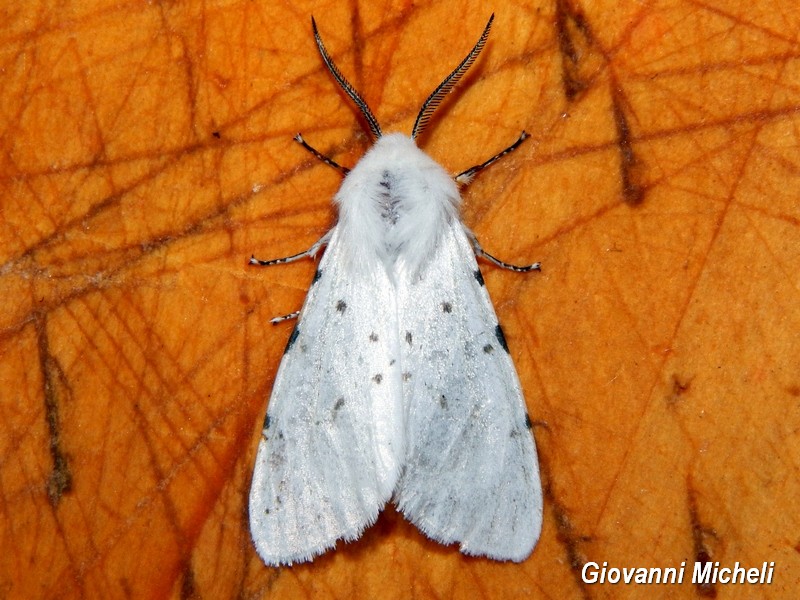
[540,451,591,595]
[35,314,73,506]
[180,559,198,600]
[553,496,590,593]
[612,90,646,205]
[666,373,694,406]
[688,487,719,598]
[555,0,594,100]
[129,395,200,595]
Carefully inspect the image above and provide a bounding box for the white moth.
[249,14,542,566]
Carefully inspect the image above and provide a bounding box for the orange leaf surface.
[1,1,799,599]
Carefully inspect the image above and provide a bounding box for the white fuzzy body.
[249,133,542,565]
[335,134,460,279]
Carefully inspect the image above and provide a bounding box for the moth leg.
[249,230,332,266]
[471,234,541,273]
[456,131,538,272]
[269,310,300,325]
[294,134,351,175]
[455,131,528,186]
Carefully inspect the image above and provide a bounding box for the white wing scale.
[393,222,542,561]
[249,227,404,565]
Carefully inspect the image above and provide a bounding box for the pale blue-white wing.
[394,222,542,561]
[249,226,404,566]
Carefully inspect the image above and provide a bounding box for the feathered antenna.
[411,15,494,140]
[312,17,383,140]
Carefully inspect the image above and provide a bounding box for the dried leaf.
[1,1,798,598]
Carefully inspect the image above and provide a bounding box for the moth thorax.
[377,169,401,227]
[335,134,461,276]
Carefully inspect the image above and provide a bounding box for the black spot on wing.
[405,331,413,345]
[334,397,345,410]
[312,268,323,284]
[373,373,383,384]
[525,414,533,429]
[402,372,411,381]
[284,326,300,353]
[483,343,494,354]
[474,269,485,286]
[263,413,271,430]
[442,301,452,313]
[369,332,378,342]
[495,324,509,353]
[336,300,347,313]
[438,394,448,409]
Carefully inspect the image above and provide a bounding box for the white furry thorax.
[334,133,461,280]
